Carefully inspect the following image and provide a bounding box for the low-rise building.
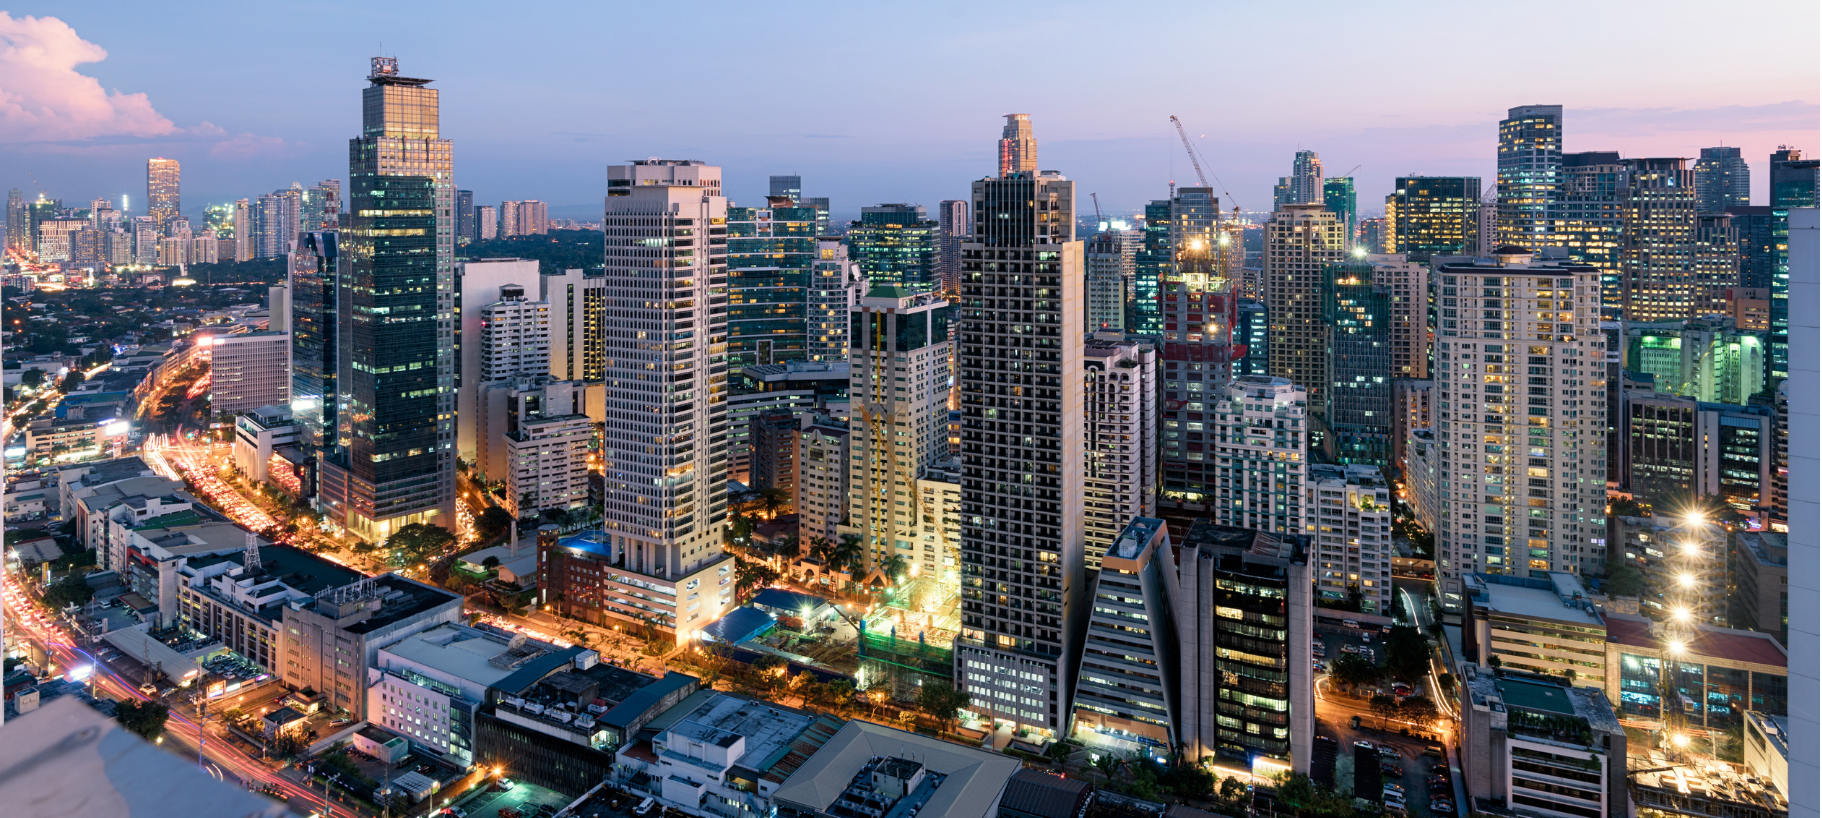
[1744,711,1789,799]
[24,416,105,461]
[773,718,1025,818]
[616,690,846,818]
[280,575,464,718]
[1460,572,1608,689]
[232,405,309,495]
[1730,531,1789,644]
[1609,515,1730,625]
[177,541,362,672]
[1602,613,1787,734]
[1628,761,1788,818]
[475,668,698,795]
[537,527,734,645]
[1458,669,1629,818]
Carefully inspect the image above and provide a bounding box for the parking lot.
[1315,714,1457,818]
[563,784,684,818]
[448,778,573,818]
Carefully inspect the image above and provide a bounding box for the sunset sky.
[2,0,1816,221]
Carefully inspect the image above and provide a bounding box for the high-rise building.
[1392,378,1433,470]
[1385,176,1481,262]
[1321,261,1393,465]
[1693,213,1741,315]
[768,175,801,201]
[1771,379,1788,531]
[1496,104,1564,249]
[147,158,180,234]
[1071,517,1179,751]
[1157,187,1243,509]
[1693,147,1750,213]
[1729,206,1777,291]
[808,238,863,363]
[1263,203,1347,411]
[1556,151,1626,308]
[1356,216,1387,254]
[256,190,301,259]
[1767,148,1816,384]
[477,284,550,382]
[209,331,292,416]
[1176,520,1312,773]
[1769,147,1819,208]
[1081,336,1156,569]
[597,159,732,640]
[1085,232,1127,331]
[302,180,341,232]
[845,204,938,291]
[455,190,474,243]
[796,415,848,546]
[1235,299,1268,377]
[500,200,548,237]
[1619,157,1699,322]
[1620,392,1773,517]
[456,259,540,462]
[289,232,338,458]
[997,114,1035,177]
[937,199,970,297]
[1365,253,1430,380]
[1273,150,1323,207]
[131,216,158,265]
[476,205,497,241]
[953,164,1085,739]
[1307,463,1393,614]
[1323,176,1356,246]
[842,288,953,579]
[1622,318,1766,405]
[316,57,457,542]
[5,189,25,253]
[1431,247,1605,581]
[728,199,816,366]
[232,198,254,262]
[539,267,606,420]
[1131,199,1172,336]
[1208,376,1308,534]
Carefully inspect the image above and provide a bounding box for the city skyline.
[0,5,1814,221]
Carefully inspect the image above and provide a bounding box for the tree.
[382,523,457,568]
[115,700,171,741]
[831,534,864,576]
[757,487,790,519]
[19,368,44,388]
[1609,497,1647,519]
[823,679,857,718]
[1328,653,1381,692]
[59,370,84,393]
[1370,694,1402,729]
[1605,561,1644,597]
[1383,625,1432,684]
[43,574,93,608]
[915,681,971,733]
[734,556,780,605]
[475,506,514,541]
[879,554,909,585]
[482,555,501,569]
[1400,695,1440,728]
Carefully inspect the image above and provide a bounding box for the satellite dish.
[508,633,527,650]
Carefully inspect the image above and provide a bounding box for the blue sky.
[1,0,1816,223]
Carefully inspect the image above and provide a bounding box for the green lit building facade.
[1130,199,1172,335]
[1324,177,1356,248]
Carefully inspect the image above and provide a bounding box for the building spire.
[998,114,1036,178]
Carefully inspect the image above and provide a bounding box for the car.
[634,799,655,816]
[1343,619,1360,629]
[1428,775,1450,786]
[139,683,157,696]
[1361,633,1374,644]
[1382,804,1407,817]
[1312,660,1325,671]
[1354,740,1376,751]
[1381,764,1403,778]
[1382,792,1406,806]
[1429,764,1450,776]
[442,809,467,818]
[499,778,517,791]
[1379,745,1400,759]
[1382,783,1404,795]
[1432,800,1455,813]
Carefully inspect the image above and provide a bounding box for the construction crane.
[1169,116,1209,188]
[1336,164,1361,179]
[1091,192,1104,227]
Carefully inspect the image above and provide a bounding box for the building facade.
[1081,336,1156,569]
[1386,176,1480,262]
[1306,464,1393,614]
[1496,104,1564,249]
[1263,203,1347,412]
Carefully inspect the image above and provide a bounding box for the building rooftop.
[1494,678,1574,714]
[999,769,1092,818]
[655,692,818,774]
[337,575,463,635]
[381,624,540,688]
[772,719,1022,818]
[1464,668,1623,735]
[1465,572,1602,627]
[1604,614,1787,667]
[599,672,699,731]
[1629,761,1788,815]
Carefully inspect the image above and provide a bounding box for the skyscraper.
[807,238,864,363]
[953,163,1085,739]
[1157,186,1243,509]
[1082,336,1156,569]
[1210,376,1308,535]
[457,258,542,462]
[499,200,548,237]
[302,180,341,232]
[1385,176,1481,262]
[727,198,816,365]
[1769,147,1819,208]
[1275,150,1324,206]
[845,204,938,291]
[232,198,254,262]
[1307,464,1394,614]
[1496,104,1564,248]
[1431,247,1605,580]
[598,159,732,639]
[1556,152,1626,309]
[477,284,551,381]
[997,114,1036,177]
[1323,176,1356,246]
[256,190,301,259]
[455,190,474,243]
[1321,261,1393,465]
[768,175,802,201]
[5,189,25,253]
[316,57,457,542]
[147,158,180,234]
[1693,147,1750,213]
[1768,148,1816,382]
[1693,212,1739,315]
[1618,157,1699,321]
[1369,254,1430,380]
[1263,203,1347,412]
[289,232,338,460]
[476,205,497,241]
[1131,199,1172,335]
[1085,231,1127,331]
[937,199,970,297]
[1236,299,1269,377]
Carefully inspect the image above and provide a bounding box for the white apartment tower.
[1306,463,1394,615]
[1082,335,1157,569]
[600,160,730,583]
[1212,375,1309,535]
[478,285,551,382]
[1432,247,1606,580]
[796,418,849,547]
[953,164,1086,739]
[809,239,865,362]
[1263,204,1348,412]
[504,414,592,517]
[1368,253,1430,380]
[842,288,954,581]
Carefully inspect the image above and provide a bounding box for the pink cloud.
[0,12,176,143]
[209,132,301,160]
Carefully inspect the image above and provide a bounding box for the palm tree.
[832,534,864,576]
[757,487,790,519]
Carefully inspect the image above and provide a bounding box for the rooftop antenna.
[243,530,261,573]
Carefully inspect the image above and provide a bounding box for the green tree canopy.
[916,681,971,733]
[383,523,457,568]
[1329,652,1381,691]
[115,700,171,741]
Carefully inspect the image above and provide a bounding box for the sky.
[0,1,1816,224]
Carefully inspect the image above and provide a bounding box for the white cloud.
[0,12,175,143]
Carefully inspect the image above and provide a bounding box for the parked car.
[1354,740,1376,751]
[1382,783,1404,795]
[1379,745,1400,760]
[1381,764,1403,778]
[1429,764,1450,776]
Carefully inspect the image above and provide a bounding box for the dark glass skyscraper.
[455,189,474,243]
[1322,262,1393,465]
[1764,148,1813,381]
[1496,104,1563,248]
[290,231,338,455]
[727,199,816,365]
[318,57,456,542]
[1323,177,1356,247]
[1385,176,1480,262]
[845,204,938,291]
[1130,199,1171,334]
[1693,147,1750,213]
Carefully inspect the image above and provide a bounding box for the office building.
[1323,176,1356,246]
[1556,151,1627,308]
[953,159,1085,738]
[1263,203,1347,411]
[1609,513,1730,625]
[1356,216,1387,254]
[1385,176,1480,262]
[728,199,817,366]
[768,174,801,201]
[1392,378,1433,471]
[1620,157,1700,321]
[1769,147,1818,208]
[795,417,848,547]
[4,188,24,253]
[1321,260,1393,465]
[1235,299,1268,377]
[499,200,548,237]
[1620,394,1773,518]
[1202,375,1308,535]
[1729,286,1773,332]
[232,406,305,491]
[302,180,340,232]
[289,232,338,456]
[1730,206,1778,291]
[1176,521,1312,776]
[208,332,291,417]
[1694,212,1740,315]
[281,574,465,718]
[1622,318,1765,405]
[456,259,542,461]
[1274,150,1323,207]
[1771,380,1787,531]
[807,238,864,363]
[1457,668,1628,818]
[1694,147,1751,213]
[1364,253,1429,380]
[727,361,848,485]
[937,199,970,296]
[747,409,800,499]
[845,204,939,292]
[1496,104,1564,249]
[541,266,607,400]
[476,205,497,240]
[1731,531,1789,644]
[1783,208,1815,818]
[147,158,179,234]
[455,189,474,243]
[1081,336,1156,569]
[1306,464,1393,614]
[1130,199,1171,335]
[843,288,953,579]
[1603,612,1788,736]
[1460,572,1607,685]
[1430,248,1606,580]
[1153,185,1244,509]
[596,159,731,637]
[1085,231,1127,331]
[1070,517,1179,753]
[316,57,457,542]
[998,114,1035,177]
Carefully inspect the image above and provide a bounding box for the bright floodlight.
[1666,639,1687,655]
[1678,573,1696,588]
[1672,607,1692,623]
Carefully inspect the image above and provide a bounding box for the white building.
[843,287,953,582]
[1211,375,1308,535]
[1432,247,1606,580]
[1306,463,1393,615]
[1367,253,1429,380]
[540,267,607,421]
[504,413,592,518]
[1082,335,1156,569]
[808,239,865,363]
[1071,517,1178,754]
[477,376,589,489]
[478,284,551,382]
[912,460,962,587]
[794,417,848,547]
[231,405,301,484]
[208,331,291,417]
[457,259,541,461]
[615,691,824,818]
[368,623,570,768]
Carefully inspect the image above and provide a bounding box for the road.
[3,569,362,818]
